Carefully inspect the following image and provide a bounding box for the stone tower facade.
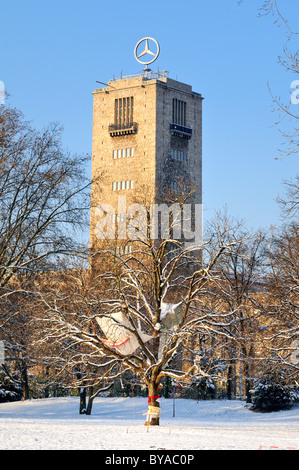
[90,71,203,253]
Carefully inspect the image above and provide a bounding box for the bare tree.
[277,174,299,220]
[238,0,299,159]
[205,210,267,401]
[264,223,299,377]
[36,202,245,424]
[0,104,94,398]
[0,105,91,289]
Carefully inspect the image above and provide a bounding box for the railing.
[108,122,138,136]
[170,123,193,139]
[109,70,169,82]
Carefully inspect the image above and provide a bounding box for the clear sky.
[1,0,298,234]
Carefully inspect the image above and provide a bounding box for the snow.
[0,397,298,450]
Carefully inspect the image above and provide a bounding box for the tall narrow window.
[130,97,133,124]
[119,99,123,127]
[127,97,130,127]
[172,98,187,126]
[170,148,188,162]
[123,101,126,125]
[172,98,176,124]
[115,100,119,127]
[114,97,134,128]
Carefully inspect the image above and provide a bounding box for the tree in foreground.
[36,203,245,424]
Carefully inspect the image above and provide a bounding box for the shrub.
[250,375,297,412]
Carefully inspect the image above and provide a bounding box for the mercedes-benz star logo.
[134,37,160,66]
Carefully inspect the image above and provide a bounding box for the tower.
[90,39,203,255]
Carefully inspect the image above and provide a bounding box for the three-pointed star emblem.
[134,37,160,66]
[137,39,156,59]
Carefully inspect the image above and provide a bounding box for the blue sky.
[1,0,298,233]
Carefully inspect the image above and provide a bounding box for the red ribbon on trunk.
[148,396,160,403]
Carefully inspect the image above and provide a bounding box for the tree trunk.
[226,360,236,399]
[243,361,252,403]
[164,376,171,399]
[21,362,29,401]
[226,365,233,400]
[146,381,161,426]
[79,387,87,414]
[44,365,50,398]
[85,386,94,416]
[240,341,253,403]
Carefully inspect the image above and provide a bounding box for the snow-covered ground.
[0,396,298,450]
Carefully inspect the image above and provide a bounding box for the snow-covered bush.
[0,386,22,403]
[250,374,298,412]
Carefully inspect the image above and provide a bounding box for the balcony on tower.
[170,123,192,139]
[109,96,138,137]
[170,98,192,139]
[108,121,138,137]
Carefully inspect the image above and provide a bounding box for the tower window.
[112,180,134,191]
[172,98,187,126]
[112,148,135,159]
[171,149,188,162]
[115,97,134,127]
[109,98,137,136]
[116,245,132,256]
[170,181,187,193]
